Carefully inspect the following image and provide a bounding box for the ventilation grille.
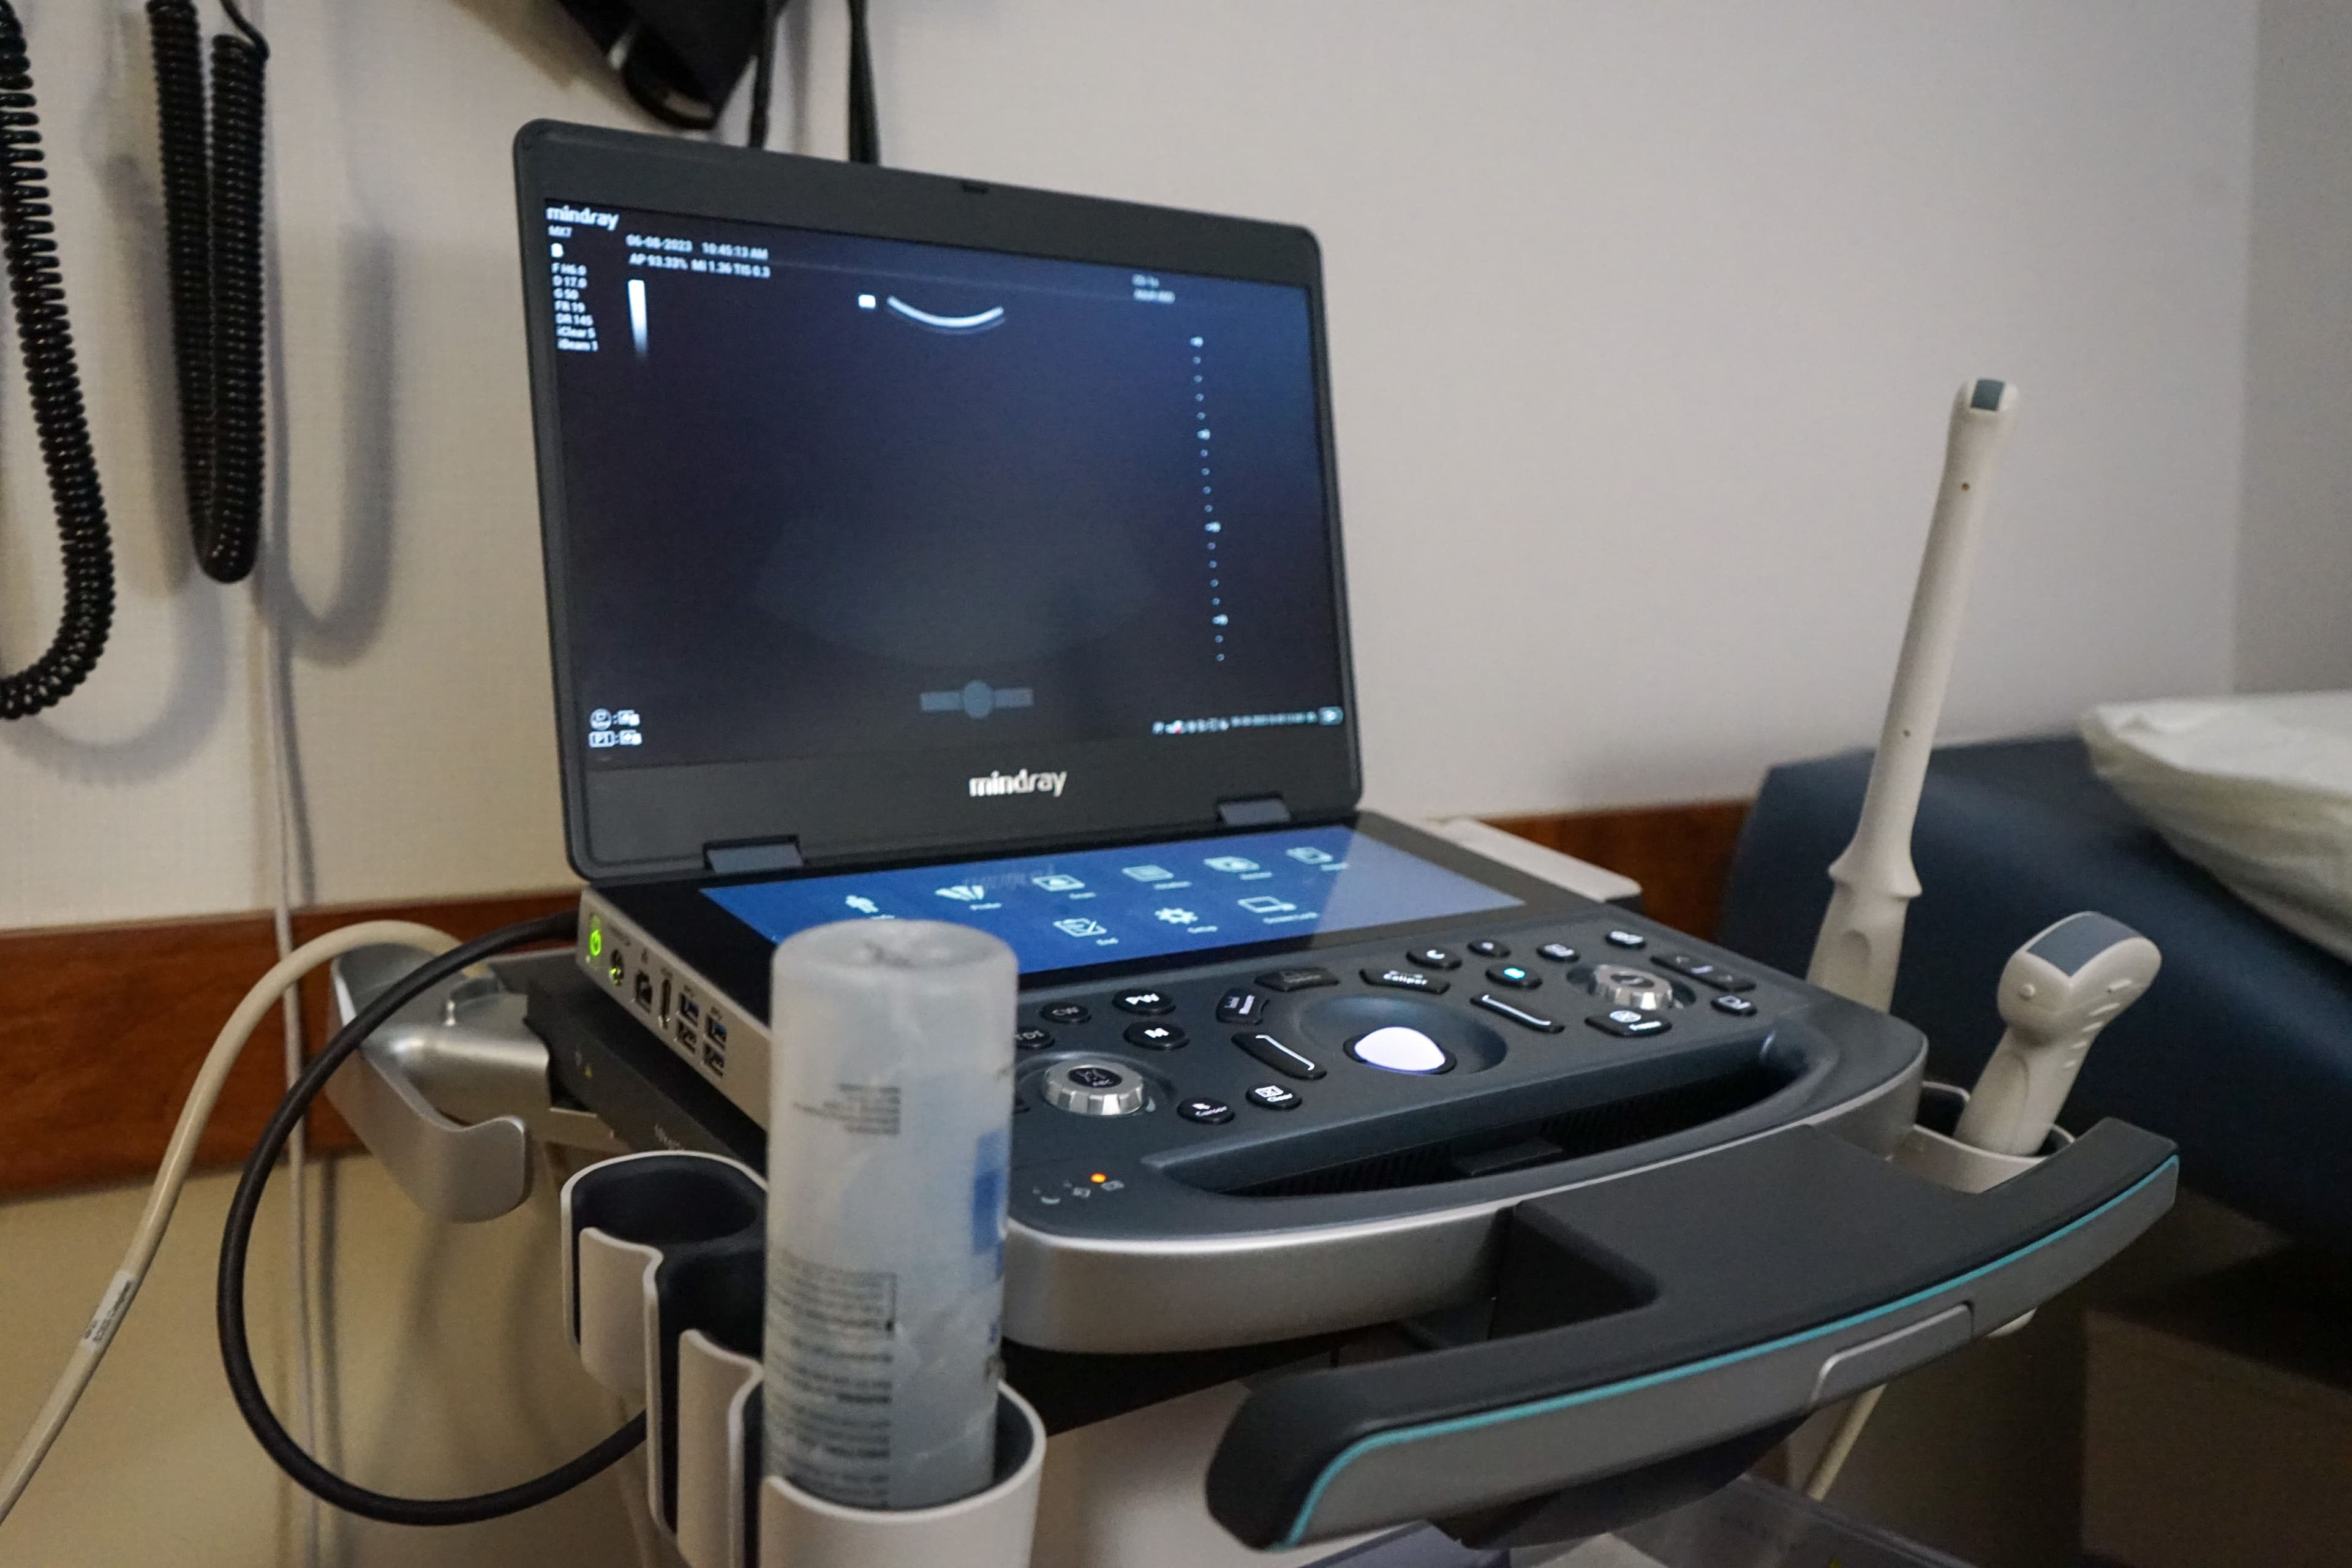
[1210,1062,1791,1200]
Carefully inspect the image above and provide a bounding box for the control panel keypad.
[1012,915,1781,1218]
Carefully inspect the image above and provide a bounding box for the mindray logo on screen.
[969,768,1067,799]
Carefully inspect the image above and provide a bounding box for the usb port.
[701,1043,725,1074]
[706,1013,728,1045]
[679,994,702,1025]
[677,1019,698,1051]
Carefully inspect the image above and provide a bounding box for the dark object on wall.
[558,0,880,163]
[0,1,115,719]
[557,0,769,129]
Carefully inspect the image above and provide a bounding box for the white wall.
[2237,0,2352,693]
[0,1,2257,932]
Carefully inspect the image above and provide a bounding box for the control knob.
[1041,1060,1147,1117]
[1590,965,1676,1012]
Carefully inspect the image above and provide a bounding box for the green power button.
[588,924,603,958]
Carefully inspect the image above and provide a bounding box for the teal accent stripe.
[1281,1156,2177,1545]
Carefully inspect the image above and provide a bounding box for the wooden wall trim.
[0,893,576,1200]
[0,802,1747,1201]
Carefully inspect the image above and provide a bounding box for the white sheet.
[2081,692,2352,963]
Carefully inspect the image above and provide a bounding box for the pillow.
[2082,692,2352,964]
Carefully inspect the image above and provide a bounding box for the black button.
[1067,1065,1123,1088]
[1605,929,1647,950]
[1586,1008,1670,1038]
[1233,1031,1325,1080]
[1363,967,1450,995]
[1468,939,1510,959]
[1656,952,1758,992]
[1123,1021,1188,1050]
[1473,994,1563,1033]
[1256,967,1338,993]
[1246,1084,1303,1111]
[1015,1027,1054,1051]
[1215,989,1265,1024]
[1115,989,1176,1015]
[1713,993,1759,1017]
[1041,1002,1091,1025]
[1179,1098,1234,1124]
[1486,964,1539,990]
[1537,943,1578,963]
[1408,946,1461,971]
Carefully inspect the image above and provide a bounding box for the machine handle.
[1206,1118,2177,1548]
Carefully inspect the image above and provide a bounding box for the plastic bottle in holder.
[765,919,1017,1510]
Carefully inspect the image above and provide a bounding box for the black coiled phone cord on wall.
[0,2,115,722]
[146,0,268,586]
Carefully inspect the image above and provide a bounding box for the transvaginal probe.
[1808,377,2020,1010]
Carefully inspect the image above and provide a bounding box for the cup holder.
[568,1152,764,1249]
[559,1150,1042,1568]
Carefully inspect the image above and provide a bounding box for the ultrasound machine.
[281,123,2181,1566]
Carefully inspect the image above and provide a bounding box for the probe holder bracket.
[328,946,622,1223]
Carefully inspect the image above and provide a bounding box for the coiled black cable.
[217,910,650,1525]
[146,0,268,584]
[0,1,115,721]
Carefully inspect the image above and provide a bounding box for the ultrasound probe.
[1808,378,2020,1009]
[1954,913,2160,1156]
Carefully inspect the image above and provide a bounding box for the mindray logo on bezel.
[969,768,1067,799]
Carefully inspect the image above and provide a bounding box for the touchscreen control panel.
[701,824,1520,975]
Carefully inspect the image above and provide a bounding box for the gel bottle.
[765,919,1016,1510]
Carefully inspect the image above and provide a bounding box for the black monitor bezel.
[595,811,1599,1020]
[513,121,1362,881]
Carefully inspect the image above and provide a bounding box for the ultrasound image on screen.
[540,203,1344,771]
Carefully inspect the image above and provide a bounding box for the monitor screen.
[702,825,1521,975]
[539,201,1347,774]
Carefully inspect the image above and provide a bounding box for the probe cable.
[215,910,649,1526]
[145,0,270,584]
[0,920,463,1528]
[0,0,115,720]
[744,0,878,164]
[846,0,879,164]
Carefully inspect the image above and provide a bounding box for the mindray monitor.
[515,125,1360,877]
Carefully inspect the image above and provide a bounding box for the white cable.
[0,920,460,1529]
[1803,1384,1883,1501]
[242,5,319,1555]
[260,595,318,1568]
